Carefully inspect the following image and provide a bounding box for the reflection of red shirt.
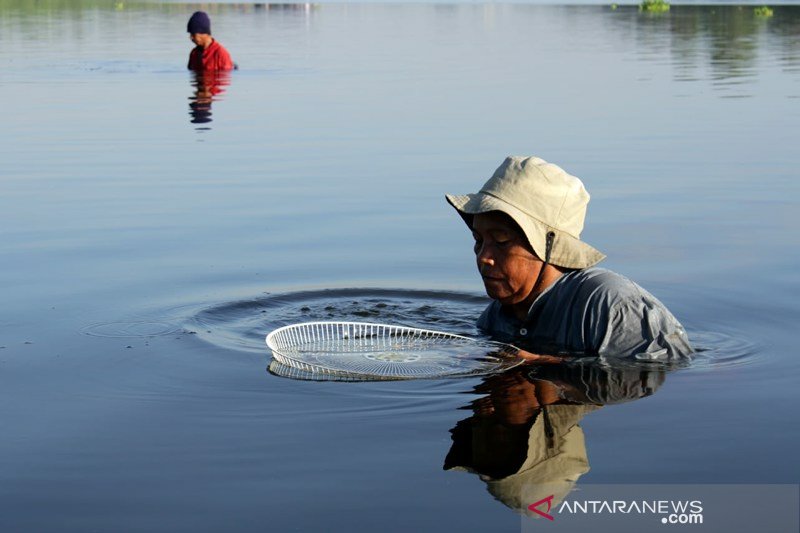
[188,40,234,71]
[194,70,231,97]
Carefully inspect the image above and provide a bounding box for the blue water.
[1,2,798,531]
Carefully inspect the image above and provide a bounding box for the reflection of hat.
[446,156,605,269]
[445,404,598,516]
[187,11,211,34]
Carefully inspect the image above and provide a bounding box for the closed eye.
[472,234,482,252]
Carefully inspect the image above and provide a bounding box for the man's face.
[471,212,542,306]
[189,33,212,47]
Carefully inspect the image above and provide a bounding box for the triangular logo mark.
[528,494,555,521]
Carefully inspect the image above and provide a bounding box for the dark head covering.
[187,11,211,34]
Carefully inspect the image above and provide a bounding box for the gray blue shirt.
[477,267,693,362]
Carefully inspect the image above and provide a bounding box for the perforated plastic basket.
[266,321,522,380]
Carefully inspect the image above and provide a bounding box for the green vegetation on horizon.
[754,6,774,17]
[0,0,248,14]
[640,0,670,14]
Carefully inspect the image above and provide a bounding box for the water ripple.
[683,329,761,371]
[187,288,490,356]
[82,321,181,338]
[182,288,759,376]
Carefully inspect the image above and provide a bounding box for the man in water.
[186,11,235,71]
[446,156,692,363]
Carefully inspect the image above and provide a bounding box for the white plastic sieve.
[265,321,523,380]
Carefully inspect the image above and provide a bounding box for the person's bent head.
[187,11,213,48]
[446,156,605,307]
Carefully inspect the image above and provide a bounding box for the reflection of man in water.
[446,156,693,363]
[187,11,235,71]
[444,364,665,515]
[189,70,231,126]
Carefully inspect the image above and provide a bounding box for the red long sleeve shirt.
[188,40,234,71]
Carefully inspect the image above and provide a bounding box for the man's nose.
[477,246,495,267]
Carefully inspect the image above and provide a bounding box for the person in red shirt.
[187,11,235,71]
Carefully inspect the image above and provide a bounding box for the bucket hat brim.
[446,192,606,270]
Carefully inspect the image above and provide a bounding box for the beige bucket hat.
[446,156,605,269]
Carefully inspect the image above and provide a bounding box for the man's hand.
[516,348,567,364]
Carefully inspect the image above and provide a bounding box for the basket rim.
[264,321,523,380]
[265,320,477,351]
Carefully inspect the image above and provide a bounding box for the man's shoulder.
[554,267,643,303]
[562,267,685,330]
[209,40,234,68]
[211,40,231,55]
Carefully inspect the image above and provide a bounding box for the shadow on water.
[444,362,666,515]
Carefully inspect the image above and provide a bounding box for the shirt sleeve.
[597,296,693,361]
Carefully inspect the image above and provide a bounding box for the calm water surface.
[1,2,799,531]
